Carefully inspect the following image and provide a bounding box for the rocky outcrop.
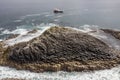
[0,26,120,72]
[102,29,120,40]
[9,27,120,63]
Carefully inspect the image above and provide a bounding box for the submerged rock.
[6,34,19,40]
[0,26,120,72]
[27,29,38,34]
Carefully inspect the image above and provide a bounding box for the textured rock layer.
[0,26,120,72]
[9,27,120,63]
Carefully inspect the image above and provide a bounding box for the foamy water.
[3,23,57,46]
[0,66,120,80]
[2,28,28,35]
[79,25,120,50]
[0,39,2,41]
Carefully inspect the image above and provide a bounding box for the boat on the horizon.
[53,8,63,13]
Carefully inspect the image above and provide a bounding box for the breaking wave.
[2,28,28,35]
[79,25,120,50]
[0,39,2,41]
[0,66,120,80]
[3,23,57,46]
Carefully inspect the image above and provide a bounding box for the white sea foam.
[90,30,120,50]
[45,14,53,17]
[2,28,28,35]
[13,20,22,22]
[79,25,120,50]
[20,12,49,20]
[0,28,3,31]
[4,23,57,46]
[4,30,41,46]
[0,39,3,41]
[79,25,99,33]
[54,19,59,22]
[22,14,43,18]
[0,66,120,80]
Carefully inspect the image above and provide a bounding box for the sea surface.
[0,0,120,39]
[0,0,120,80]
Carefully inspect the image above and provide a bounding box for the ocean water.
[0,0,120,79]
[0,0,120,40]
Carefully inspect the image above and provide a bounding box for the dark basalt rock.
[8,27,120,64]
[101,29,120,40]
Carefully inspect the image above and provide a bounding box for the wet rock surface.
[0,26,120,72]
[102,29,120,40]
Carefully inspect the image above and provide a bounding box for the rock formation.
[0,26,120,72]
[101,29,120,40]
